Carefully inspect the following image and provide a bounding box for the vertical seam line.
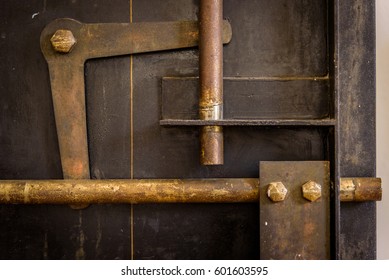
[130,0,134,261]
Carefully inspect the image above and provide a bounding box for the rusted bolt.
[50,29,77,53]
[267,182,287,202]
[302,180,322,202]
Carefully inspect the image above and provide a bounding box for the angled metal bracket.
[40,18,232,179]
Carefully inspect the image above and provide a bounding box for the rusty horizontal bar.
[0,177,381,204]
[340,177,382,202]
[41,18,233,62]
[0,179,258,204]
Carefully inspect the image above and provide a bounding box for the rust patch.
[200,126,223,165]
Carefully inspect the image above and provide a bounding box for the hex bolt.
[302,180,322,202]
[50,29,77,53]
[267,182,287,202]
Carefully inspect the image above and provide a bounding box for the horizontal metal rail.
[0,178,381,204]
[0,179,258,204]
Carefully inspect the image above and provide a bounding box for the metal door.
[0,0,378,259]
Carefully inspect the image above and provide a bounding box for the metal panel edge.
[334,0,377,259]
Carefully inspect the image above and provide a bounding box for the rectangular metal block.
[259,161,330,260]
[162,78,330,120]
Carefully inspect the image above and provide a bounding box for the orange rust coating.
[48,60,90,179]
[0,179,259,204]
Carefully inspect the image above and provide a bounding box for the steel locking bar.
[0,177,381,204]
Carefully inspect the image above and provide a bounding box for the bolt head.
[50,29,76,53]
[302,180,322,202]
[267,182,287,202]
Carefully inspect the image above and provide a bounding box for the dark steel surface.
[133,203,259,259]
[200,126,224,165]
[199,0,224,165]
[334,0,377,259]
[161,77,331,121]
[0,178,258,204]
[223,0,328,77]
[259,161,330,260]
[40,18,232,178]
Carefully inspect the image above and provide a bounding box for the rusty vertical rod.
[199,0,224,165]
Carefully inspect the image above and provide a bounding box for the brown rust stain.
[199,88,223,107]
[303,222,316,238]
[187,31,199,39]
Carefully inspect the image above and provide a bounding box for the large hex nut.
[50,29,77,53]
[302,180,322,202]
[267,182,287,202]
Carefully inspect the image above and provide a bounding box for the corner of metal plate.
[259,161,330,260]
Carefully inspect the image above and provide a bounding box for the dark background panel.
[0,0,132,259]
[86,57,131,180]
[223,0,328,77]
[133,203,259,260]
[133,126,328,179]
[162,78,330,120]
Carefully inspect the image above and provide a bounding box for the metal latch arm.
[40,18,232,179]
